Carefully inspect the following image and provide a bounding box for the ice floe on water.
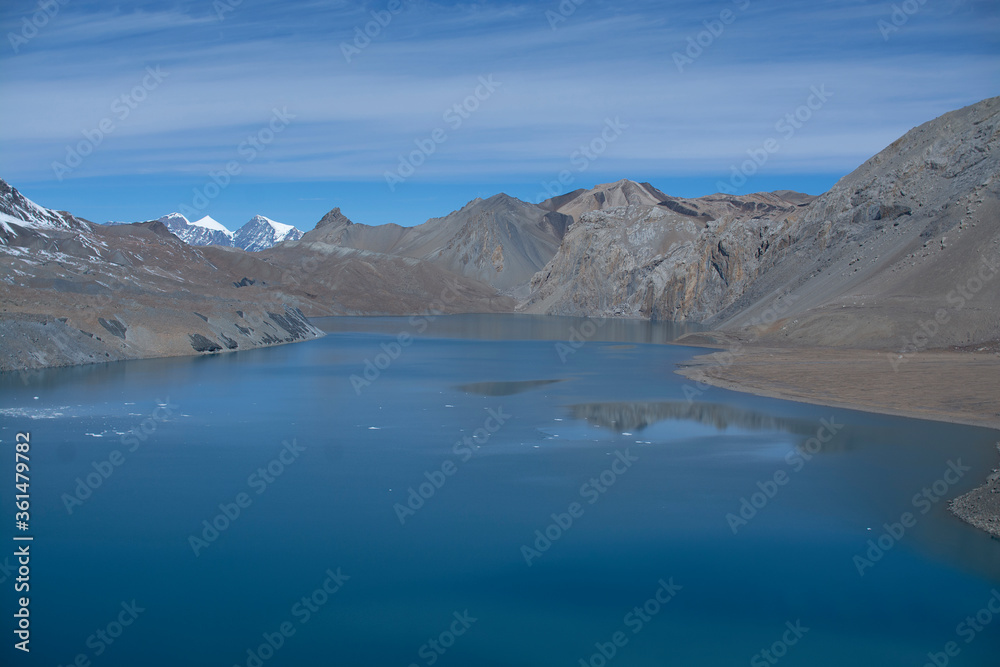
[0,406,73,419]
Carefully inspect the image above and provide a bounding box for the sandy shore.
[675,342,1000,539]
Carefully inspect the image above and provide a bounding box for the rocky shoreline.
[949,446,1000,539]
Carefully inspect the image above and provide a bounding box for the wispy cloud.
[1,0,997,192]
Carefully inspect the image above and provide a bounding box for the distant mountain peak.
[157,212,190,226]
[317,207,354,229]
[234,214,303,251]
[540,179,670,222]
[190,215,232,235]
[485,192,523,205]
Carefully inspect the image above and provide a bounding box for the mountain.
[522,190,803,320]
[523,97,1000,352]
[539,179,671,222]
[107,213,304,252]
[707,95,1000,350]
[1,179,89,238]
[4,97,997,370]
[234,215,304,252]
[0,179,513,370]
[158,213,235,247]
[302,193,572,296]
[0,179,325,371]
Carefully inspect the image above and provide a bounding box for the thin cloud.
[1,0,997,187]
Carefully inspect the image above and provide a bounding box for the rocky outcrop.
[522,192,801,321]
[539,179,671,222]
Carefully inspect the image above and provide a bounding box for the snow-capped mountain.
[105,211,302,251]
[158,213,235,247]
[0,178,89,239]
[234,215,303,252]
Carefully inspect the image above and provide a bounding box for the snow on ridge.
[253,215,295,236]
[158,212,191,226]
[0,212,18,236]
[16,189,54,219]
[1,211,24,230]
[0,184,77,231]
[190,215,233,235]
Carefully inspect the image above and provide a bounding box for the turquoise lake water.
[1,314,998,666]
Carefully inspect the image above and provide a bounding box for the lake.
[1,314,998,666]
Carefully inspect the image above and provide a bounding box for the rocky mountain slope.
[707,96,1000,351]
[523,97,999,353]
[1,189,326,371]
[302,194,572,296]
[521,188,808,321]
[1,179,88,233]
[0,180,514,371]
[539,179,671,222]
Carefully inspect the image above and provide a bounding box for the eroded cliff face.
[522,192,804,321]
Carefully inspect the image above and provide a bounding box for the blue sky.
[1,0,997,230]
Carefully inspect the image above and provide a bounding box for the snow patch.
[190,215,233,235]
